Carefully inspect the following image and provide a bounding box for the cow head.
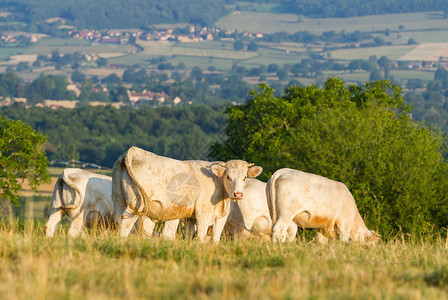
[211,160,263,201]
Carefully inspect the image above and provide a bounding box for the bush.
[210,78,448,236]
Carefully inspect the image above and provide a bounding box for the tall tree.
[0,115,50,205]
[210,78,448,235]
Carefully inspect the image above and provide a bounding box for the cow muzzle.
[232,192,243,200]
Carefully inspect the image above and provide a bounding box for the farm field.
[0,11,444,89]
[24,38,137,56]
[216,11,448,36]
[329,45,416,60]
[0,223,446,299]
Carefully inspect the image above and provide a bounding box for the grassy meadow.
[0,173,446,299]
[0,221,447,299]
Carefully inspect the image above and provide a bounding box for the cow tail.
[112,154,128,222]
[50,176,64,210]
[60,169,82,209]
[124,147,151,216]
[267,171,279,225]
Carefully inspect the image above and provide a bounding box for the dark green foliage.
[277,0,447,17]
[1,104,227,168]
[0,115,50,205]
[210,78,448,236]
[25,74,76,104]
[247,41,258,51]
[233,40,244,51]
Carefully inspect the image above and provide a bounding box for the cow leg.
[141,216,156,238]
[120,207,139,237]
[184,218,197,240]
[272,219,291,243]
[286,222,298,242]
[252,216,272,235]
[45,209,65,238]
[67,210,86,238]
[316,229,329,244]
[195,219,210,242]
[161,219,179,240]
[211,215,228,243]
[335,221,350,242]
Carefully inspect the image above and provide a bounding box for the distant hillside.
[0,0,228,28]
[280,0,448,17]
[242,0,447,18]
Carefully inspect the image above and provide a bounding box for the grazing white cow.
[112,146,262,242]
[224,178,272,238]
[45,168,177,238]
[267,168,379,243]
[45,168,115,238]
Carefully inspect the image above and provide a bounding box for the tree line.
[0,104,227,168]
[0,0,227,29]
[1,64,447,128]
[243,0,448,18]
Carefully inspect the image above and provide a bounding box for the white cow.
[267,168,379,243]
[45,168,115,238]
[45,168,177,238]
[224,178,272,238]
[112,146,262,242]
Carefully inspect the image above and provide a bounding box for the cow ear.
[211,164,226,177]
[247,166,262,178]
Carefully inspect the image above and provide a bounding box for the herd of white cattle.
[45,146,379,243]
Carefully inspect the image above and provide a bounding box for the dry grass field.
[0,222,446,299]
[0,168,445,299]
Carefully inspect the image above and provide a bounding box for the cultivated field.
[24,38,137,56]
[0,11,445,88]
[329,45,416,60]
[0,222,446,299]
[216,11,448,36]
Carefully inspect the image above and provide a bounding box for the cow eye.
[227,175,230,180]
[243,176,247,181]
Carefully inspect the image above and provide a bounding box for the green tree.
[247,41,258,51]
[190,66,203,82]
[0,115,50,205]
[210,78,448,236]
[233,40,243,51]
[408,38,418,45]
[71,70,86,83]
[97,57,108,67]
[16,62,29,72]
[369,70,383,81]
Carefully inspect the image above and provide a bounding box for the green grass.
[0,222,447,299]
[329,45,417,61]
[108,40,306,71]
[0,47,30,60]
[389,70,436,81]
[384,29,448,44]
[24,38,137,55]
